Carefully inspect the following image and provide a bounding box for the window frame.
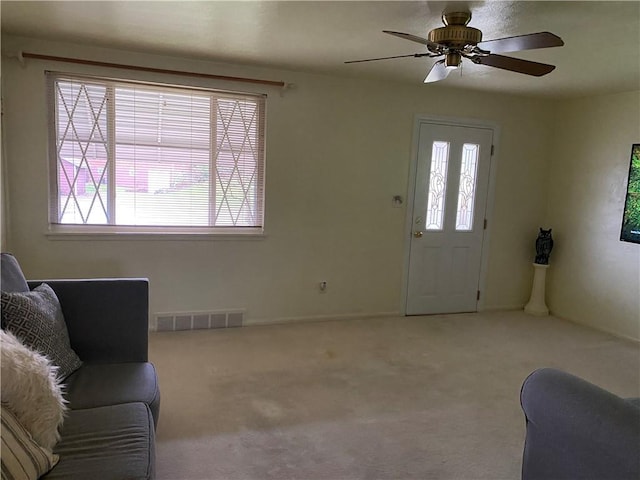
[46,71,267,237]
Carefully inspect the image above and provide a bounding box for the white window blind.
[47,72,266,230]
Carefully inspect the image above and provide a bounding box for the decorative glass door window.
[455,143,480,231]
[425,141,450,230]
[423,141,482,232]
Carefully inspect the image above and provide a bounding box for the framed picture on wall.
[620,143,640,244]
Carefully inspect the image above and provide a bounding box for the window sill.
[45,225,266,241]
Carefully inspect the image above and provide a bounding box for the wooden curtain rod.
[19,52,288,88]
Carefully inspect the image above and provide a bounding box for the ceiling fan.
[345,11,564,83]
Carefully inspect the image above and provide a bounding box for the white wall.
[1,35,554,324]
[0,95,6,251]
[546,90,640,341]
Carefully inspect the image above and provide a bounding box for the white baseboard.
[246,311,401,327]
[551,313,640,344]
[480,304,525,312]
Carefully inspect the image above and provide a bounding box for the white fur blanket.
[1,329,67,449]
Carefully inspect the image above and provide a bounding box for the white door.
[406,122,493,315]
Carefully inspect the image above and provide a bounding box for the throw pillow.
[0,252,30,293]
[0,330,67,450]
[1,282,82,380]
[1,404,59,480]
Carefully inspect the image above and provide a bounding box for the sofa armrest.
[520,368,640,480]
[27,279,149,364]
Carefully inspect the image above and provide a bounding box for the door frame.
[401,114,501,315]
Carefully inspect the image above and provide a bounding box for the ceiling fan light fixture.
[445,52,462,70]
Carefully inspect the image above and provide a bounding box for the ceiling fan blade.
[475,54,556,76]
[424,60,450,83]
[477,32,564,54]
[345,53,430,64]
[383,30,440,49]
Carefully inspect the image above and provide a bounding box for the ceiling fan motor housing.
[428,25,482,48]
[429,11,482,48]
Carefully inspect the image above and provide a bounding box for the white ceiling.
[1,1,639,98]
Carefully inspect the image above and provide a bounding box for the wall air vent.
[154,310,245,331]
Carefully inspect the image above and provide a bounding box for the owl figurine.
[535,228,554,265]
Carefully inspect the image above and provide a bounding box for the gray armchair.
[520,368,640,480]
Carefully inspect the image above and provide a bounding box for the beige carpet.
[149,311,639,480]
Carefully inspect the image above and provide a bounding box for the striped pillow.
[0,404,59,480]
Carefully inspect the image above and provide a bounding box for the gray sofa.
[520,368,640,480]
[1,253,159,480]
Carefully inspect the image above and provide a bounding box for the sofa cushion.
[64,362,160,428]
[0,252,29,293]
[627,397,640,408]
[42,403,155,480]
[1,404,59,480]
[1,283,83,379]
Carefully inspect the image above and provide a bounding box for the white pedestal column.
[524,263,549,316]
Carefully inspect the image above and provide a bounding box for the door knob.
[413,231,424,238]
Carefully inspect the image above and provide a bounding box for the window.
[424,141,483,232]
[47,73,265,232]
[425,141,449,231]
[454,143,480,231]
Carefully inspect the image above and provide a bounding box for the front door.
[406,122,494,315]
